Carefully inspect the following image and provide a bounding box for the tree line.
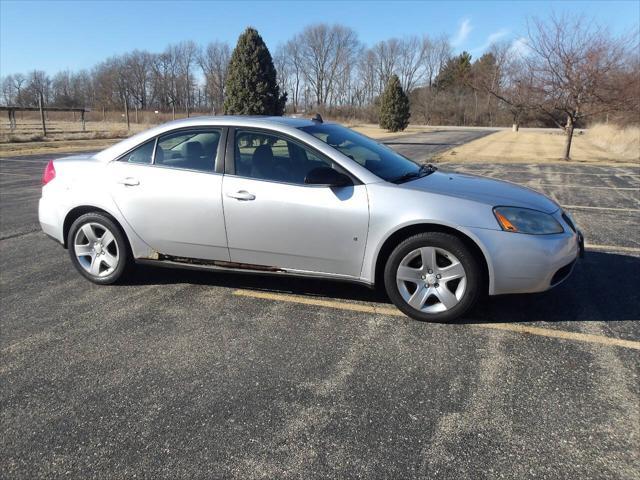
[2,13,638,135]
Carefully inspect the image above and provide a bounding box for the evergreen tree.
[379,74,410,132]
[434,52,472,91]
[224,27,286,115]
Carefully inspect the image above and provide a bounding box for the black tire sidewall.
[384,232,481,323]
[67,213,130,285]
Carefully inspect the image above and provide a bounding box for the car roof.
[155,115,330,129]
[93,115,333,163]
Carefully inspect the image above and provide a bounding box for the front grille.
[551,260,576,286]
[562,211,576,232]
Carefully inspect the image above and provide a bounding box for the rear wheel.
[384,232,481,322]
[67,213,131,284]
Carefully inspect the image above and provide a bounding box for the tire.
[383,232,482,323]
[67,212,131,285]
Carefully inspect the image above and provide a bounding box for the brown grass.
[0,117,427,157]
[435,125,640,165]
[585,124,640,160]
[348,123,435,139]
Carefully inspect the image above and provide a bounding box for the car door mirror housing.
[304,167,352,187]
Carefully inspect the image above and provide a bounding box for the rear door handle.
[226,190,256,201]
[118,177,140,186]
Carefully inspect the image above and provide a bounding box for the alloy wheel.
[395,246,467,313]
[73,222,120,278]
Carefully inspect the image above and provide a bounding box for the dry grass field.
[0,114,429,157]
[435,124,640,164]
[2,111,638,165]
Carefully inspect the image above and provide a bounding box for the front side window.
[234,130,333,184]
[299,123,424,183]
[155,129,221,172]
[121,139,155,164]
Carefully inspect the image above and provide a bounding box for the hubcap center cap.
[94,244,103,255]
[425,273,437,285]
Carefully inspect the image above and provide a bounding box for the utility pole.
[38,91,47,136]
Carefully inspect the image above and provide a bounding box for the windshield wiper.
[390,163,437,184]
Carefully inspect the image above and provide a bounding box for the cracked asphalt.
[1,129,639,479]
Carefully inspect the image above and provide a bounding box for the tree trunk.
[563,116,575,161]
[135,105,139,124]
[124,97,130,131]
[473,90,478,125]
[172,103,175,120]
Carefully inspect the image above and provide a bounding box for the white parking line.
[562,205,640,213]
[534,183,638,191]
[233,289,640,351]
[586,244,640,253]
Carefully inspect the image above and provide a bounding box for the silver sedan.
[38,116,583,322]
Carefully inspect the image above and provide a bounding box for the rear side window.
[121,140,155,164]
[155,129,221,172]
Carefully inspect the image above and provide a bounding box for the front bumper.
[469,226,581,296]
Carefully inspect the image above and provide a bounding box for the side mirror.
[304,166,352,187]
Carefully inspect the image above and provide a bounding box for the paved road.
[383,129,494,161]
[1,131,639,479]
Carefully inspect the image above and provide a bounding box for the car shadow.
[469,251,640,324]
[123,251,640,324]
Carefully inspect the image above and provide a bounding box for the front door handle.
[117,177,140,186]
[226,190,256,201]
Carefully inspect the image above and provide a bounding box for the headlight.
[493,206,564,234]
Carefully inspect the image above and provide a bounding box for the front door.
[222,129,369,277]
[109,128,230,261]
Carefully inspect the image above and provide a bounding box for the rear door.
[109,127,230,261]
[222,128,369,277]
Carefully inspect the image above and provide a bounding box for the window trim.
[225,126,362,187]
[115,126,228,175]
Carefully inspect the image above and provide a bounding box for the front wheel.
[384,232,482,322]
[67,212,131,284]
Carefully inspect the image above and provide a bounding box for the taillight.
[42,160,56,185]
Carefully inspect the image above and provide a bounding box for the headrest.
[185,141,204,157]
[253,144,274,164]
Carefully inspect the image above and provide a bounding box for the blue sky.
[1,0,638,76]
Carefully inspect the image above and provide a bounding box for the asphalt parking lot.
[1,130,639,479]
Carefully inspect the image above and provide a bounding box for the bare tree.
[174,41,198,117]
[125,50,153,115]
[397,36,426,93]
[424,34,452,87]
[525,14,635,159]
[199,41,230,114]
[153,48,181,119]
[472,41,533,130]
[279,39,305,112]
[356,49,377,106]
[373,38,400,92]
[298,24,360,107]
[1,75,17,105]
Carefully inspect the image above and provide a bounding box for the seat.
[251,144,275,180]
[183,141,211,171]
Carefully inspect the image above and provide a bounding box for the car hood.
[399,170,560,214]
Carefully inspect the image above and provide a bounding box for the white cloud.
[486,29,509,45]
[509,37,530,58]
[452,18,472,47]
[472,28,510,53]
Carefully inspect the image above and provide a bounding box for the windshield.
[299,123,422,182]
